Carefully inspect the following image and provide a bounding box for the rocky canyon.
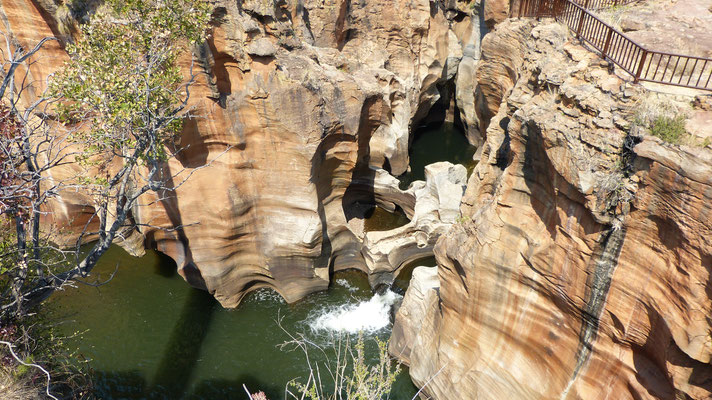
[2,0,483,306]
[2,0,712,399]
[392,11,712,400]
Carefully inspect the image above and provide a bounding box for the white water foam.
[308,290,402,335]
[335,278,358,292]
[247,288,286,304]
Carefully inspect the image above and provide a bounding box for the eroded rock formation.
[7,0,712,397]
[0,0,486,305]
[392,17,712,400]
[362,162,467,287]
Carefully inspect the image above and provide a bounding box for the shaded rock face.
[0,0,486,305]
[392,19,712,400]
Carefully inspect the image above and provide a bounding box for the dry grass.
[0,367,42,400]
[595,4,633,29]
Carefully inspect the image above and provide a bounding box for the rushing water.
[399,121,476,189]
[48,246,418,399]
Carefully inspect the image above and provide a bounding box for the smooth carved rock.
[1,0,484,306]
[389,266,439,363]
[393,18,712,400]
[361,162,467,287]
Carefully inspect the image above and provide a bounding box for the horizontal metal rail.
[572,0,638,10]
[511,0,712,91]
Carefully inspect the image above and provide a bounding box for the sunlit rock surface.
[0,0,483,305]
[6,0,712,398]
[362,162,467,287]
[393,18,712,400]
[389,265,439,363]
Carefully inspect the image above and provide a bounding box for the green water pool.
[49,246,418,399]
[399,121,476,189]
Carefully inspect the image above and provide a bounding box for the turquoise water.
[49,246,417,399]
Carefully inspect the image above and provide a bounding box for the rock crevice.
[392,17,712,400]
[1,0,487,305]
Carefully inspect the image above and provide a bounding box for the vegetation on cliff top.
[632,94,689,145]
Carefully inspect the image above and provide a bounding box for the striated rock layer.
[392,18,712,400]
[0,0,487,305]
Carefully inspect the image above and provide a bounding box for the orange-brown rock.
[392,18,712,400]
[1,0,484,306]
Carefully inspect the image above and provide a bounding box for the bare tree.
[0,0,214,319]
[0,32,76,318]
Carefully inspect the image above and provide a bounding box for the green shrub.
[648,115,686,144]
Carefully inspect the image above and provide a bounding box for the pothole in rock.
[392,256,437,295]
[399,121,476,190]
[363,205,410,232]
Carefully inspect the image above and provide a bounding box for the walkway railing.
[511,0,712,91]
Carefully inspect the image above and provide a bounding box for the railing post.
[536,0,543,18]
[601,28,614,61]
[553,0,561,19]
[576,3,587,37]
[552,0,557,19]
[635,50,648,83]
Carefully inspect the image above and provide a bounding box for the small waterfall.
[308,290,402,335]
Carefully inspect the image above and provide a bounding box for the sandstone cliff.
[6,1,712,398]
[392,17,712,400]
[0,0,486,305]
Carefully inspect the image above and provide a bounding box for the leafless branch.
[0,340,59,400]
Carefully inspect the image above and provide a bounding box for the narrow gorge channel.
[4,0,712,398]
[47,118,473,399]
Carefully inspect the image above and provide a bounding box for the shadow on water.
[93,370,147,399]
[88,261,283,400]
[89,254,219,399]
[399,121,476,190]
[50,246,418,400]
[363,205,411,233]
[393,256,437,295]
[150,289,216,397]
[153,251,179,278]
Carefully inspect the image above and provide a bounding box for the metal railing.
[572,0,638,10]
[511,0,712,91]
